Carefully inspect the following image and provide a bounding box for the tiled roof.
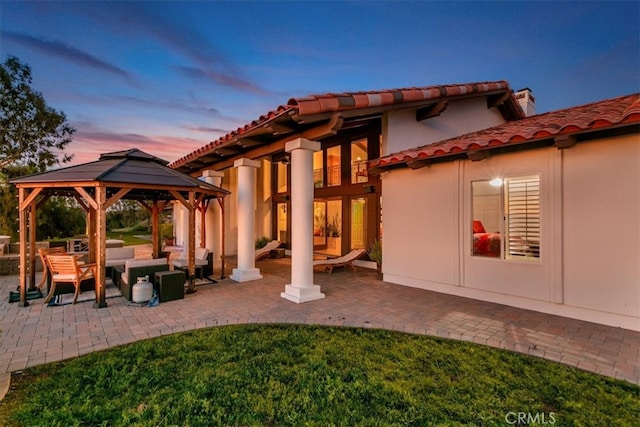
[170,81,520,170]
[369,93,640,173]
[288,81,512,116]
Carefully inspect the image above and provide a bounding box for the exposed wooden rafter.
[416,101,448,122]
[407,159,431,170]
[236,137,264,148]
[214,146,242,156]
[487,91,511,108]
[554,134,577,149]
[467,150,491,161]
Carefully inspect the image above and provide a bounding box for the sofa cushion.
[105,247,136,267]
[121,258,168,285]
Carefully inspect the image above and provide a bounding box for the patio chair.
[173,247,215,282]
[37,246,67,290]
[255,240,281,261]
[43,254,96,304]
[313,248,366,274]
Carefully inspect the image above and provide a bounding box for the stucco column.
[230,158,263,282]
[281,138,325,303]
[201,170,224,255]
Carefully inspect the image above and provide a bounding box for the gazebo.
[10,149,229,307]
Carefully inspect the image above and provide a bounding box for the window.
[313,151,324,188]
[472,175,540,260]
[327,146,341,186]
[351,139,368,183]
[276,162,287,193]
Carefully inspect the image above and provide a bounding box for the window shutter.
[506,176,540,259]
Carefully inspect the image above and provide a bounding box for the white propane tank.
[132,275,153,303]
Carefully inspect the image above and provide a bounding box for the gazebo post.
[87,207,96,263]
[28,202,37,291]
[151,201,160,259]
[17,188,29,307]
[187,190,196,293]
[94,185,107,308]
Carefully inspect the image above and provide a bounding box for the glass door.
[314,198,342,256]
[350,197,367,250]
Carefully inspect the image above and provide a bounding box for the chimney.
[515,88,536,116]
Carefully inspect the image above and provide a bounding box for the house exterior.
[171,82,639,331]
[370,93,639,331]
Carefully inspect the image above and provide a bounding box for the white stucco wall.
[382,137,640,331]
[562,135,640,319]
[382,98,506,155]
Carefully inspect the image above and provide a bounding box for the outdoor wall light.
[489,178,503,187]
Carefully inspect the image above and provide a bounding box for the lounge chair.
[255,240,281,261]
[313,248,366,274]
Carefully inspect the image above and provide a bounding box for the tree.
[0,55,76,238]
[1,55,75,169]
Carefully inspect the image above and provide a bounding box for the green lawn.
[0,325,637,426]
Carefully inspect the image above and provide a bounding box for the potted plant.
[368,239,382,277]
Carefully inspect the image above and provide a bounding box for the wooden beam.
[73,195,90,212]
[74,186,98,210]
[170,190,189,209]
[467,150,491,161]
[104,188,131,210]
[416,101,448,121]
[187,191,197,294]
[28,203,36,290]
[151,201,160,259]
[487,91,511,108]
[264,121,294,134]
[94,186,107,308]
[236,137,264,148]
[554,135,577,149]
[18,188,28,306]
[407,159,431,170]
[19,187,43,211]
[300,113,343,140]
[35,194,51,209]
[138,200,152,212]
[214,146,242,156]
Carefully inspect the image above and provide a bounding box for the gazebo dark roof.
[11,149,229,199]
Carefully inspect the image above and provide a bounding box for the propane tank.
[132,275,153,303]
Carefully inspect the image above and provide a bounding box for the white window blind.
[505,176,540,259]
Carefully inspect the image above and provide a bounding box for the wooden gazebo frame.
[10,149,229,308]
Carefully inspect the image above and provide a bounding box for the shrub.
[255,236,270,249]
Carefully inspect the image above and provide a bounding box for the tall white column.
[281,138,325,303]
[230,158,263,282]
[201,170,224,255]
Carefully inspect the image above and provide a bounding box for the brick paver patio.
[1,254,638,397]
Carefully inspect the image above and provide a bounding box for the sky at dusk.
[1,1,638,166]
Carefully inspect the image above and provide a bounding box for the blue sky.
[1,1,638,165]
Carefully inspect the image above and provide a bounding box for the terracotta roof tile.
[171,80,518,169]
[370,93,640,172]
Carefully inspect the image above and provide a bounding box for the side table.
[154,270,185,302]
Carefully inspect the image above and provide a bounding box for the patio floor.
[1,251,638,398]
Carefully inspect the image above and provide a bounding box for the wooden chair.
[37,246,67,290]
[44,255,96,304]
[312,249,366,274]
